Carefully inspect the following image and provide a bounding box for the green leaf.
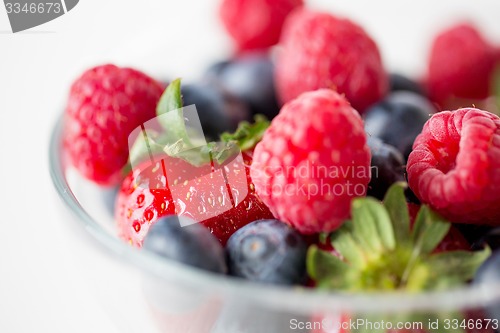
[383,182,410,247]
[411,205,451,256]
[155,78,198,152]
[426,247,491,283]
[307,245,356,289]
[351,197,396,254]
[150,78,215,167]
[306,186,489,295]
[401,205,450,285]
[318,232,329,245]
[330,225,367,269]
[159,107,196,148]
[404,261,432,291]
[156,78,183,116]
[220,114,270,151]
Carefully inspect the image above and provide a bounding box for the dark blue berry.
[226,219,307,285]
[474,250,500,321]
[367,137,405,200]
[203,60,231,82]
[470,227,500,251]
[203,53,280,120]
[364,92,436,161]
[182,83,251,141]
[143,215,227,274]
[389,73,426,96]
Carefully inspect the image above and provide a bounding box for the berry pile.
[62,2,500,332]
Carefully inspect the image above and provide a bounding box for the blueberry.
[364,91,436,161]
[182,83,251,141]
[474,251,500,321]
[226,219,307,285]
[203,53,280,119]
[469,227,500,251]
[367,137,405,200]
[143,215,227,274]
[389,73,426,96]
[203,60,231,82]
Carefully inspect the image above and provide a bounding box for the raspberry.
[250,89,371,234]
[407,108,500,225]
[219,0,303,51]
[64,64,164,186]
[276,8,388,113]
[427,23,498,108]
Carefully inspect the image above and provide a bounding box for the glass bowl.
[50,115,500,333]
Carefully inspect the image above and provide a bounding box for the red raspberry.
[250,89,371,234]
[63,65,164,186]
[275,8,388,113]
[407,108,500,225]
[427,23,498,109]
[219,0,303,51]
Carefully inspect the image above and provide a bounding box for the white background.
[1,0,499,332]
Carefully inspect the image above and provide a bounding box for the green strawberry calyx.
[220,114,270,151]
[129,78,269,168]
[307,182,491,292]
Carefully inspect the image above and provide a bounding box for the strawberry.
[307,183,491,333]
[115,80,273,246]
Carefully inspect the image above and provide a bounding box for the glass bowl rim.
[49,115,500,315]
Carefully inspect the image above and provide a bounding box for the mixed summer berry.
[64,64,164,186]
[115,80,273,246]
[275,8,388,113]
[251,89,371,234]
[226,219,308,285]
[115,150,273,246]
[427,23,498,109]
[389,73,426,96]
[407,108,500,225]
[366,137,405,200]
[60,2,500,321]
[203,52,281,120]
[364,91,437,161]
[181,82,251,140]
[143,215,227,273]
[308,183,488,292]
[219,0,303,51]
